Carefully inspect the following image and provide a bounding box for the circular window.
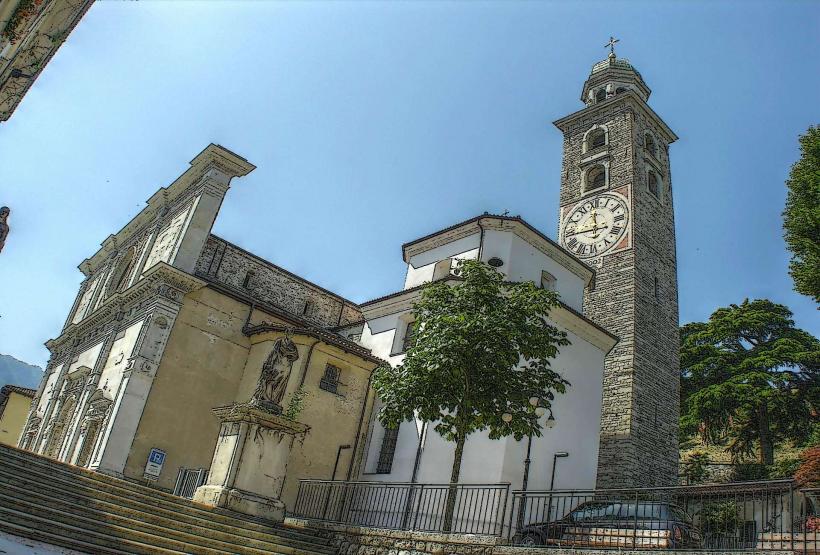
[488,257,504,268]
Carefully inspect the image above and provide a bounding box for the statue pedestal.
[193,404,308,522]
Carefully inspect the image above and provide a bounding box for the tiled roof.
[1,385,35,398]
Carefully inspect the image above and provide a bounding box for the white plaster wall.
[494,231,585,312]
[402,229,585,312]
[404,234,480,290]
[358,310,604,492]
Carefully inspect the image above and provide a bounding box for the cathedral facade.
[20,50,680,517]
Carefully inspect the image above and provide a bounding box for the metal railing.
[292,480,510,536]
[172,467,208,499]
[508,481,819,552]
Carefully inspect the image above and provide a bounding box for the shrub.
[684,452,710,484]
[768,457,801,480]
[795,446,820,488]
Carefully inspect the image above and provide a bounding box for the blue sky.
[0,1,818,369]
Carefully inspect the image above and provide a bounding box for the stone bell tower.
[553,41,680,487]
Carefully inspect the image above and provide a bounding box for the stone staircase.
[0,443,335,554]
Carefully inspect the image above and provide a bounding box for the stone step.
[0,443,307,536]
[0,466,333,555]
[0,483,324,555]
[0,444,331,550]
[0,444,335,554]
[0,519,135,555]
[0,505,188,555]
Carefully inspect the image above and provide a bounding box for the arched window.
[586,165,606,192]
[589,129,606,150]
[595,88,607,102]
[647,170,660,198]
[644,133,657,157]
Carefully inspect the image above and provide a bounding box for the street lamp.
[510,394,557,532]
[547,452,569,523]
[323,444,351,519]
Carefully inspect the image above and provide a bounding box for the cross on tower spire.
[605,36,619,56]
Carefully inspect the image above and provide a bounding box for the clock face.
[561,193,630,258]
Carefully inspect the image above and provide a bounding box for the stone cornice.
[78,144,255,276]
[45,263,205,357]
[212,404,310,435]
[553,90,678,144]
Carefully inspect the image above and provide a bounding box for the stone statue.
[251,336,299,412]
[0,207,9,254]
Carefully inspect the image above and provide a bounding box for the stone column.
[193,405,308,522]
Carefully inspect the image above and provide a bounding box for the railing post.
[498,484,510,537]
[411,483,424,531]
[790,481,795,552]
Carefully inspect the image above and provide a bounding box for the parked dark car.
[515,500,702,549]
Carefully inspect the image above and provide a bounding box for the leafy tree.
[372,259,569,529]
[783,126,820,303]
[680,299,819,465]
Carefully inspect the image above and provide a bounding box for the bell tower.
[553,42,680,487]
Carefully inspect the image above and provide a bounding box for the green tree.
[372,259,569,529]
[680,299,819,465]
[783,126,820,303]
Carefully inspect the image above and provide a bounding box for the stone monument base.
[193,485,286,521]
[192,403,308,523]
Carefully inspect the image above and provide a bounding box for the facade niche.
[595,88,607,102]
[108,246,137,296]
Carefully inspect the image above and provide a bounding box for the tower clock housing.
[554,50,680,487]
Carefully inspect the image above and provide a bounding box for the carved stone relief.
[143,205,191,270]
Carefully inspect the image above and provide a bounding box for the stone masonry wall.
[557,95,679,487]
[287,518,794,555]
[195,235,363,329]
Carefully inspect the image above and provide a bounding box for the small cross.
[605,36,619,55]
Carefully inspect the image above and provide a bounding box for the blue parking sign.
[144,448,166,479]
[149,449,165,464]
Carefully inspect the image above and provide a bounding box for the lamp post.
[323,444,351,519]
[504,394,556,533]
[547,452,569,523]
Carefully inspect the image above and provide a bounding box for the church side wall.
[279,344,376,507]
[123,287,250,490]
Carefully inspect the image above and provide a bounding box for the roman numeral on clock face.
[614,214,625,222]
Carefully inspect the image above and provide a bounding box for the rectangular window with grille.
[376,425,400,474]
[319,364,340,394]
